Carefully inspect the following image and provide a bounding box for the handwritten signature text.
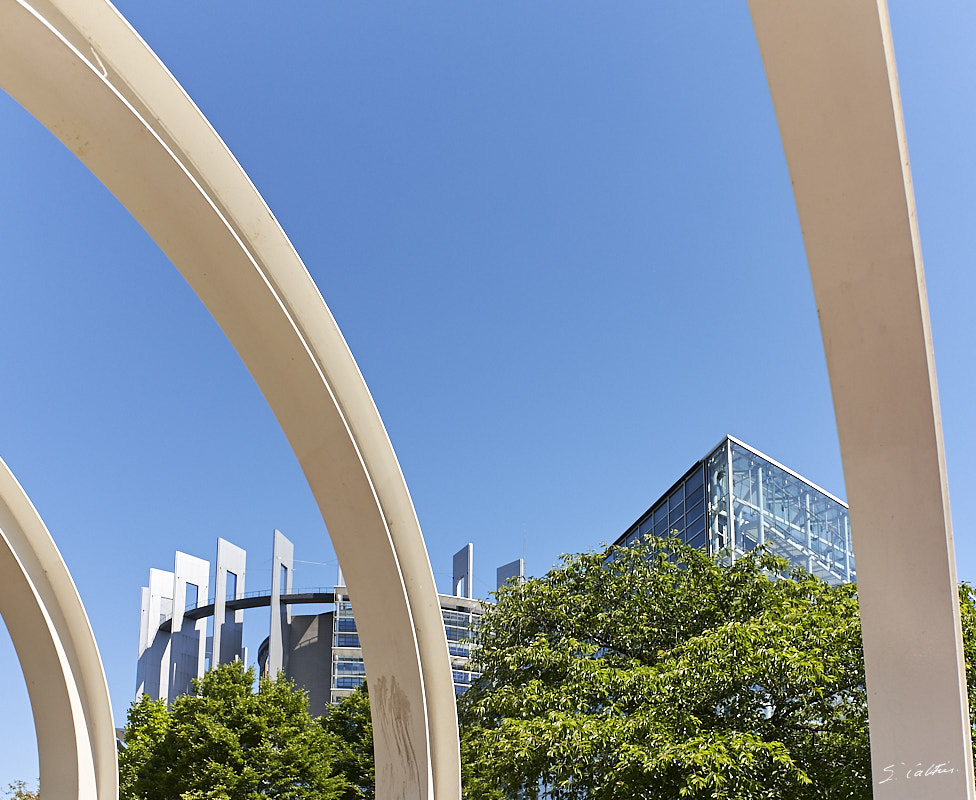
[879,762,957,785]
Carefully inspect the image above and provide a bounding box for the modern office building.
[253,541,494,710]
[136,435,845,715]
[257,575,485,710]
[136,532,521,714]
[613,436,855,585]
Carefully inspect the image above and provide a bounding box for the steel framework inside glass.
[615,436,855,585]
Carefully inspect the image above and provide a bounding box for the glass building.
[614,436,855,585]
[330,591,481,700]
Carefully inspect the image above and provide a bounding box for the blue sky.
[1,0,975,785]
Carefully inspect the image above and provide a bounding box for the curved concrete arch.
[748,1,973,797]
[0,1,458,798]
[0,456,116,799]
[1,1,972,798]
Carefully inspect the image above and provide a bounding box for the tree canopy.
[115,539,976,800]
[3,781,39,800]
[320,684,375,800]
[119,661,346,800]
[459,536,871,800]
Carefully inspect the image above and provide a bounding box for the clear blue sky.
[1,0,975,786]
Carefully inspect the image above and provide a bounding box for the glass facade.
[329,592,480,702]
[616,436,855,585]
[442,603,480,695]
[618,463,708,552]
[330,598,366,699]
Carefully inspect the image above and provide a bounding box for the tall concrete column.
[269,530,294,677]
[452,544,474,599]
[213,538,246,666]
[170,552,210,697]
[136,567,174,701]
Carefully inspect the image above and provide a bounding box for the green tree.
[320,684,375,800]
[459,536,870,800]
[959,584,976,746]
[3,780,39,800]
[118,694,168,796]
[119,661,346,800]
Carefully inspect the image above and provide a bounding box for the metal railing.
[158,586,337,628]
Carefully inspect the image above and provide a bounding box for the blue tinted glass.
[686,515,706,539]
[685,498,704,524]
[684,466,705,496]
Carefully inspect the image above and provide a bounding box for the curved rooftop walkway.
[157,588,337,633]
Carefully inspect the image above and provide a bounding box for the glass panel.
[685,498,704,525]
[688,531,707,550]
[727,441,854,585]
[684,466,705,497]
[685,515,706,540]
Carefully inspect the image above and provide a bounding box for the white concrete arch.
[0,0,972,798]
[0,0,458,798]
[749,1,973,796]
[0,456,116,799]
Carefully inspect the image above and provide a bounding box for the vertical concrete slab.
[136,567,173,701]
[170,552,210,697]
[212,538,246,666]
[452,544,473,600]
[269,530,294,677]
[496,558,524,592]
